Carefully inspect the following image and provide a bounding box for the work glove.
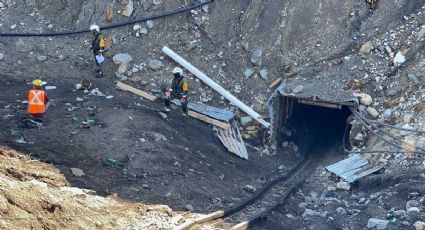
[165,91,171,99]
[180,97,186,104]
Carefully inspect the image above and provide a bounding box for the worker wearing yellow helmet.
[164,67,189,115]
[27,79,49,122]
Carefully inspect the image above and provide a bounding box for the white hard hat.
[172,67,183,76]
[90,25,100,32]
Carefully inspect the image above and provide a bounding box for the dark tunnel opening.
[276,97,353,154]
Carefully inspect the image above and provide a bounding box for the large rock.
[417,25,425,41]
[360,41,374,54]
[148,59,163,70]
[16,39,30,52]
[416,102,425,114]
[70,168,85,177]
[336,181,350,191]
[366,107,379,119]
[393,51,406,65]
[367,218,388,229]
[37,55,47,62]
[122,0,134,17]
[250,48,263,65]
[292,85,304,94]
[113,53,132,65]
[244,68,254,78]
[408,74,420,84]
[360,94,373,106]
[414,221,425,230]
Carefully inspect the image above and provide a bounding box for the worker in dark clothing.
[164,67,189,115]
[89,24,106,78]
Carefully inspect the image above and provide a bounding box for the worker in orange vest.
[27,79,49,122]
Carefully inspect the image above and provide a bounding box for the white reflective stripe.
[29,91,44,105]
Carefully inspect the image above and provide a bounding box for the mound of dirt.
[0,146,186,230]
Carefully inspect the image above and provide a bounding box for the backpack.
[92,33,105,51]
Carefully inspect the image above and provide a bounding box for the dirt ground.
[0,74,296,214]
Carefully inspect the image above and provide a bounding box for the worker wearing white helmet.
[164,67,189,115]
[90,24,106,77]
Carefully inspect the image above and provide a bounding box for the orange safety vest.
[27,89,46,114]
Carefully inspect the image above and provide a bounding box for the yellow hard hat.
[32,79,42,87]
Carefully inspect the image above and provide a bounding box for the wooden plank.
[175,211,225,230]
[116,82,158,101]
[269,78,283,89]
[188,111,231,130]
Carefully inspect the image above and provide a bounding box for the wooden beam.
[116,82,231,129]
[175,210,225,230]
[116,82,158,101]
[188,111,231,130]
[269,78,283,89]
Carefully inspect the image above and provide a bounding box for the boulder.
[148,59,163,70]
[244,68,254,78]
[113,53,132,65]
[336,181,350,191]
[360,41,374,54]
[367,218,388,229]
[414,221,425,230]
[250,48,263,65]
[292,85,304,94]
[122,0,134,17]
[37,55,47,62]
[243,185,256,193]
[360,94,373,106]
[366,107,379,119]
[393,51,406,65]
[70,168,85,177]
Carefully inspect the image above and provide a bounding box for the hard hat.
[32,79,42,87]
[172,67,183,76]
[90,25,100,32]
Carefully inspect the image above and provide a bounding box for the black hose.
[0,0,214,37]
[222,153,311,218]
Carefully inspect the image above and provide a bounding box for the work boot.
[163,107,171,113]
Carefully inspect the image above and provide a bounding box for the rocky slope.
[0,146,190,230]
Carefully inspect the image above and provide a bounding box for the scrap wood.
[269,78,283,89]
[188,111,231,130]
[116,82,157,101]
[175,211,225,230]
[116,82,231,129]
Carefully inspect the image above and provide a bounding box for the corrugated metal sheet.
[171,99,234,122]
[326,154,384,183]
[215,122,248,159]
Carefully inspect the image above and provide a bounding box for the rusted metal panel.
[326,154,384,183]
[216,122,248,159]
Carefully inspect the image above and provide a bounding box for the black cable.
[365,118,425,133]
[0,0,214,37]
[350,108,425,154]
[351,109,425,153]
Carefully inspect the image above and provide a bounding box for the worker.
[164,67,189,115]
[90,25,106,78]
[366,0,378,10]
[27,79,49,122]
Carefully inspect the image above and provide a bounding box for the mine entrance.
[274,96,355,153]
